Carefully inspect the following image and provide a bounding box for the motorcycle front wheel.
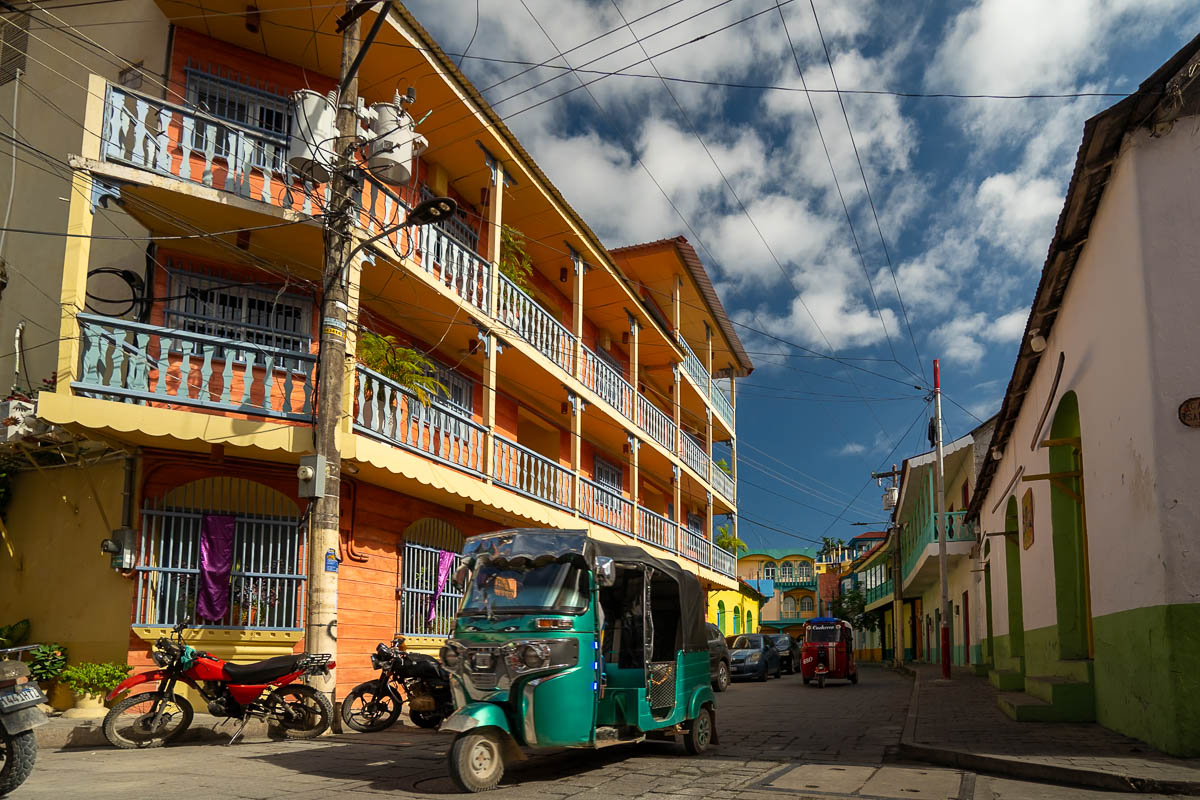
[341,680,401,733]
[103,692,194,749]
[0,729,36,797]
[268,685,332,739]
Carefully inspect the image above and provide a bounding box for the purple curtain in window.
[427,550,457,626]
[196,514,237,623]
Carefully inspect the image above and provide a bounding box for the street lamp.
[345,195,457,267]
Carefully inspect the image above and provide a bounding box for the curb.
[35,714,272,751]
[898,669,1200,796]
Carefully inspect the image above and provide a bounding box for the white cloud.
[974,172,1064,264]
[838,442,868,456]
[928,308,1029,368]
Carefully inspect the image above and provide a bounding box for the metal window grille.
[431,360,473,415]
[184,67,289,173]
[0,14,28,86]
[780,561,795,580]
[783,597,797,616]
[421,184,480,252]
[800,596,814,612]
[133,478,305,630]
[164,264,313,369]
[797,561,813,581]
[594,455,622,512]
[401,541,463,638]
[687,513,703,536]
[763,561,776,580]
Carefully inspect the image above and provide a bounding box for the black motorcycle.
[1,659,47,797]
[340,636,453,732]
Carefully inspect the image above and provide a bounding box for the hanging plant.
[499,225,533,292]
[357,331,447,405]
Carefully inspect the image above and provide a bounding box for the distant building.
[707,579,766,637]
[738,549,818,638]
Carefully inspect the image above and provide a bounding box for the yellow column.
[629,314,641,537]
[482,158,504,481]
[570,393,582,515]
[57,75,107,391]
[572,248,584,380]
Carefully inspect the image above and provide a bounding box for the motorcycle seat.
[223,654,306,684]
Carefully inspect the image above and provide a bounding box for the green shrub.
[28,643,68,683]
[60,662,132,698]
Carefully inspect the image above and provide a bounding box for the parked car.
[726,634,781,681]
[768,633,802,674]
[705,623,730,692]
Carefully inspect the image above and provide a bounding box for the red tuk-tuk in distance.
[800,617,858,688]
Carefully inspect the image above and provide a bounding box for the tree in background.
[818,536,845,561]
[829,587,882,631]
[716,523,747,555]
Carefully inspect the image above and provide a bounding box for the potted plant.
[356,331,446,409]
[59,661,132,719]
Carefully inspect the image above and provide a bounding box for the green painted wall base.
[972,663,992,677]
[989,669,1025,691]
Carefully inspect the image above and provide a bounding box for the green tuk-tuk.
[440,528,717,792]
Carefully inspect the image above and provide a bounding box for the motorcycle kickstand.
[227,716,251,746]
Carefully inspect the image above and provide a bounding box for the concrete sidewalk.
[34,712,272,750]
[898,663,1200,795]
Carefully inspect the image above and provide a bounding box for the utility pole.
[933,359,950,680]
[873,464,903,669]
[307,0,364,703]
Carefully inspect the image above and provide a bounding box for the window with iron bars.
[184,68,290,173]
[420,184,481,252]
[164,266,313,370]
[134,483,306,631]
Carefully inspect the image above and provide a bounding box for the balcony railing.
[354,367,486,476]
[99,83,329,215]
[578,477,632,535]
[865,579,894,607]
[492,435,572,511]
[678,334,709,397]
[496,273,576,375]
[902,510,971,581]
[636,394,676,452]
[712,464,735,502]
[712,545,736,577]
[637,506,677,552]
[713,384,734,429]
[581,345,634,420]
[681,433,709,480]
[775,577,817,592]
[414,224,490,313]
[75,314,316,420]
[681,526,709,565]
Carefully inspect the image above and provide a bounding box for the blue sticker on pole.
[325,548,339,573]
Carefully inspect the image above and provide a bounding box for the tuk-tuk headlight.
[519,643,549,670]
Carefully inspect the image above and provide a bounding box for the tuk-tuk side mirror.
[595,556,616,588]
[452,564,470,591]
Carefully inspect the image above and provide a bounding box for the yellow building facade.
[708,580,766,637]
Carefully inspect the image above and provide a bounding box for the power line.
[806,0,925,383]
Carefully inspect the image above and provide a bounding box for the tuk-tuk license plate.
[0,685,46,712]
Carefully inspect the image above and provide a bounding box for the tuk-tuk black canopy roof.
[462,529,708,652]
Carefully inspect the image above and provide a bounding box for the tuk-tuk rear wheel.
[683,706,713,755]
[818,674,825,689]
[449,731,505,793]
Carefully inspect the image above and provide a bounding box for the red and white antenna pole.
[933,359,951,680]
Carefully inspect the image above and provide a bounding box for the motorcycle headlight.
[747,652,762,664]
[440,645,460,669]
[153,650,170,667]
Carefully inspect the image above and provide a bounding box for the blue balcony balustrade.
[354,366,486,476]
[492,435,573,510]
[681,433,709,481]
[636,394,676,452]
[864,578,894,607]
[713,383,734,429]
[637,506,677,553]
[902,509,971,581]
[578,477,633,535]
[677,334,709,397]
[75,314,316,420]
[413,224,490,312]
[581,345,634,421]
[496,273,576,376]
[712,463,735,502]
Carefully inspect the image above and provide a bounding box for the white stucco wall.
[979,114,1200,628]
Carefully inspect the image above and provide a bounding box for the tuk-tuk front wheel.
[683,706,713,755]
[818,674,826,689]
[449,731,505,793]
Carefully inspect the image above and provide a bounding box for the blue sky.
[403,0,1198,550]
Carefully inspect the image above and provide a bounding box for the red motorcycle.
[102,623,335,748]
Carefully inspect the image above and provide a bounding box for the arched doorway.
[1004,497,1025,660]
[1048,392,1091,659]
[717,601,726,633]
[746,609,753,634]
[733,607,741,634]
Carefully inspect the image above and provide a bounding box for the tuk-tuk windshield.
[460,561,589,616]
[806,624,841,643]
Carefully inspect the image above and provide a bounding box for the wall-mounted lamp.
[1029,330,1047,353]
[559,267,568,283]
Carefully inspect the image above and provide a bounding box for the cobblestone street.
[13,667,1188,799]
